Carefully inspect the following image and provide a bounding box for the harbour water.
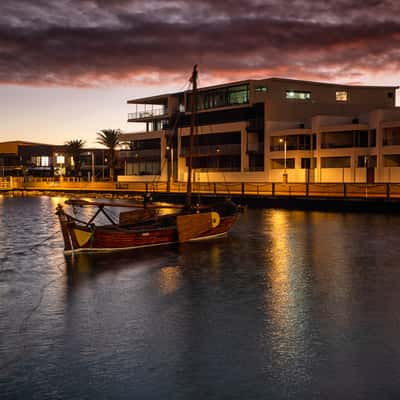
[1,196,400,399]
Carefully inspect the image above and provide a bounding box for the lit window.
[336,91,348,102]
[285,90,311,100]
[56,155,65,164]
[41,156,49,167]
[255,86,267,92]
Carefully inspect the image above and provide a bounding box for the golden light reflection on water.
[268,211,293,331]
[267,210,355,351]
[50,196,67,205]
[310,213,353,329]
[158,266,182,295]
[266,210,309,371]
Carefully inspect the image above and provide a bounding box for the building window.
[370,129,377,147]
[191,155,241,171]
[34,156,49,167]
[301,158,317,168]
[147,120,168,132]
[181,132,241,157]
[321,132,353,148]
[357,156,377,168]
[255,86,267,92]
[188,84,249,111]
[336,91,348,102]
[130,138,161,150]
[285,90,311,100]
[248,154,264,171]
[321,130,370,148]
[127,159,161,176]
[56,155,65,164]
[383,127,400,146]
[270,158,295,169]
[383,154,400,167]
[270,134,316,151]
[321,156,351,168]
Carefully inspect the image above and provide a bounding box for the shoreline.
[2,187,400,213]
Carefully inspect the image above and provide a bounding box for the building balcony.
[120,149,161,160]
[128,108,168,122]
[180,144,241,157]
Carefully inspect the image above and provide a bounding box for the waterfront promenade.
[2,176,400,199]
[2,177,400,212]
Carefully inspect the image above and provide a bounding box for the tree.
[96,129,121,181]
[65,139,85,177]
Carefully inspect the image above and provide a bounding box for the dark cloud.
[0,0,399,86]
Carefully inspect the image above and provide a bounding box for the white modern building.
[119,78,400,184]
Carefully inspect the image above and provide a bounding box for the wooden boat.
[56,199,239,253]
[56,66,241,253]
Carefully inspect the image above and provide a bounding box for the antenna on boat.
[185,64,198,208]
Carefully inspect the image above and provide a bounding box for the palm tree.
[96,129,121,181]
[65,139,85,177]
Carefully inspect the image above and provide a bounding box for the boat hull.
[57,206,238,254]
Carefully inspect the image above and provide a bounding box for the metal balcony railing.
[180,144,241,157]
[128,108,168,120]
[119,149,161,159]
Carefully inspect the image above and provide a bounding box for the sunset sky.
[1,0,400,146]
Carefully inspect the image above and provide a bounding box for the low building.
[0,141,111,179]
[120,77,400,183]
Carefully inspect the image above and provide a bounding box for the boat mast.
[185,64,198,207]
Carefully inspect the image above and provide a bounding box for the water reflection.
[3,198,400,398]
[158,266,182,295]
[267,211,312,386]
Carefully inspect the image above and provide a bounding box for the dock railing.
[116,181,400,200]
[3,177,400,200]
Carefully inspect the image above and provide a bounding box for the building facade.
[0,141,111,179]
[119,78,400,184]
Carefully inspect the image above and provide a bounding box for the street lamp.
[166,146,174,183]
[91,152,95,182]
[279,137,288,183]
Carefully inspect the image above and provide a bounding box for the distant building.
[120,78,400,183]
[0,141,111,179]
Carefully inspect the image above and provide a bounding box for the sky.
[1,0,400,146]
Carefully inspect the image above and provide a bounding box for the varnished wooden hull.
[57,207,238,254]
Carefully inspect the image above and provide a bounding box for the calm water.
[1,196,400,399]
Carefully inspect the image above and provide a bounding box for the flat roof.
[126,77,398,104]
[0,140,51,146]
[127,93,172,105]
[263,77,398,90]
